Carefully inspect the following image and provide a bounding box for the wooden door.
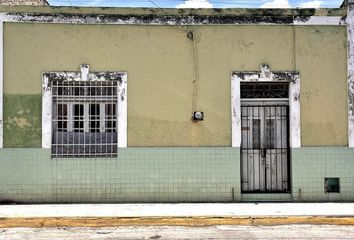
[241,101,290,193]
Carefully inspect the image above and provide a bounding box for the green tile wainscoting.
[292,147,354,202]
[0,147,353,203]
[0,148,241,203]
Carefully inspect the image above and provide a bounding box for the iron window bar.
[240,82,289,99]
[51,80,118,158]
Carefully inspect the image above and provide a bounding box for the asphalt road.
[1,225,354,240]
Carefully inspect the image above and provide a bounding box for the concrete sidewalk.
[1,203,354,218]
[1,203,354,227]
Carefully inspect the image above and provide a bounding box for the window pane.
[73,104,84,132]
[89,104,100,133]
[105,103,116,115]
[105,104,116,132]
[74,82,85,95]
[57,104,67,132]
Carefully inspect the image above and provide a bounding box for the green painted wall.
[3,23,348,147]
[3,94,41,148]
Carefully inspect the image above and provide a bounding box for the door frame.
[231,64,301,149]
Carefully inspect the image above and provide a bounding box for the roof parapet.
[0,5,347,17]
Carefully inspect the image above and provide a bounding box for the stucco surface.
[3,23,347,147]
[295,26,348,146]
[3,94,41,148]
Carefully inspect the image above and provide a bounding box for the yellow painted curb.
[1,216,354,228]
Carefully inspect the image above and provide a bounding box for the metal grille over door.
[240,82,290,193]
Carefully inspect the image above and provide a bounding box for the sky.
[48,0,344,9]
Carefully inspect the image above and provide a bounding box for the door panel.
[241,103,289,193]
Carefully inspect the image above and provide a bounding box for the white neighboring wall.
[347,0,354,147]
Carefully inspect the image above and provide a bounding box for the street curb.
[1,216,354,227]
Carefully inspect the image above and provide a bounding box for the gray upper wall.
[0,0,49,6]
[0,4,347,18]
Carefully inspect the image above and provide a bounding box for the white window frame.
[231,64,301,148]
[42,64,127,150]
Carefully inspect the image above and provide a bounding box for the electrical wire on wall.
[187,30,200,117]
[292,11,298,73]
[148,0,201,120]
[147,0,190,34]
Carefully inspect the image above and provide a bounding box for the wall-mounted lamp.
[192,111,204,121]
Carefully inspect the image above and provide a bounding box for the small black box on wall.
[324,178,340,193]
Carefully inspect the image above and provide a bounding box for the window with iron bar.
[51,80,118,158]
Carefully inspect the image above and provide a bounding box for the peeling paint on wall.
[0,11,345,26]
[0,0,48,6]
[43,71,124,82]
[347,0,354,147]
[232,64,299,82]
[3,94,41,147]
[7,117,31,128]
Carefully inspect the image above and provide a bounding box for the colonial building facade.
[0,2,353,203]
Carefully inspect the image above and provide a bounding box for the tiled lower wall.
[291,147,354,202]
[0,147,353,203]
[0,148,240,203]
